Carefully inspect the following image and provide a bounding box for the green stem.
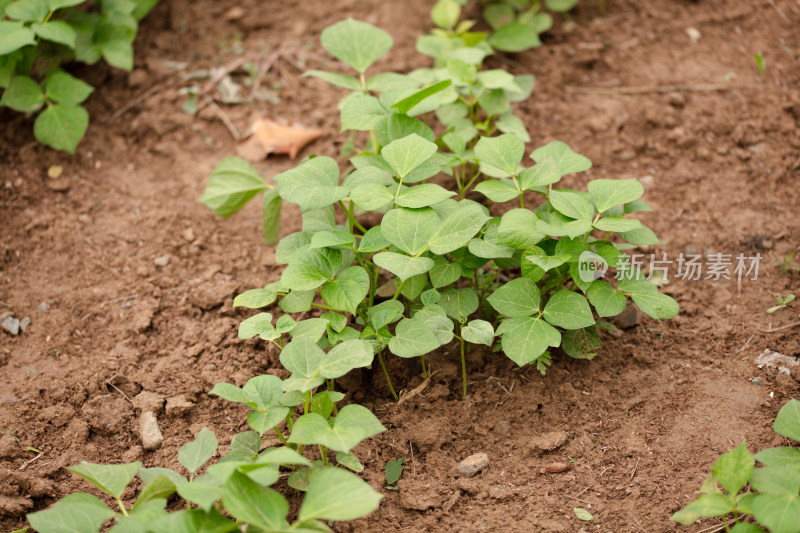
[274,428,290,447]
[319,445,329,466]
[421,355,428,378]
[369,263,380,307]
[311,302,336,311]
[460,336,468,400]
[304,390,311,415]
[378,351,399,401]
[360,72,367,91]
[115,498,128,516]
[391,279,407,300]
[338,200,367,233]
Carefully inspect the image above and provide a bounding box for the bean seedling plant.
[0,0,157,153]
[672,399,800,533]
[24,373,385,532]
[201,18,679,403]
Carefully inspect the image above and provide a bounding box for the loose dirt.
[1,0,799,531]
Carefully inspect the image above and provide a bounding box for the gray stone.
[133,391,165,415]
[750,377,764,387]
[154,255,170,267]
[37,302,50,312]
[457,452,490,477]
[139,411,163,451]
[638,174,655,189]
[19,317,31,332]
[2,316,20,335]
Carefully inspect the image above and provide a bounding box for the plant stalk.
[460,336,468,400]
[377,351,398,401]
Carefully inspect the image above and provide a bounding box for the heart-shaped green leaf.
[273,157,347,213]
[320,19,393,74]
[320,266,369,314]
[461,319,495,346]
[381,134,438,179]
[588,179,645,214]
[374,252,435,281]
[475,134,524,177]
[178,429,218,475]
[497,316,560,365]
[289,404,386,453]
[531,141,591,178]
[429,203,490,255]
[543,291,595,329]
[388,317,440,358]
[200,157,266,218]
[299,467,383,521]
[488,278,541,318]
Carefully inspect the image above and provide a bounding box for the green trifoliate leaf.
[429,256,462,288]
[176,480,222,512]
[562,327,601,359]
[358,226,391,253]
[395,184,455,208]
[429,203,490,255]
[543,291,595,329]
[593,217,642,232]
[0,22,36,55]
[5,0,48,21]
[630,292,679,320]
[133,475,176,511]
[243,375,284,411]
[320,19,393,74]
[755,447,800,470]
[498,209,545,249]
[320,266,369,314]
[431,0,460,28]
[751,494,800,533]
[98,38,134,71]
[375,112,436,146]
[138,467,187,487]
[340,93,388,131]
[178,428,218,475]
[27,493,114,533]
[439,288,479,321]
[586,281,626,317]
[349,183,394,212]
[474,134,524,178]
[281,247,343,291]
[498,316,560,366]
[290,318,329,342]
[238,312,273,339]
[309,230,355,250]
[490,22,542,52]
[775,399,800,441]
[381,134,438,179]
[381,207,440,255]
[301,69,361,90]
[620,225,660,245]
[468,238,514,259]
[487,278,541,318]
[336,451,364,472]
[495,112,530,143]
[461,320,494,346]
[373,252,435,281]
[31,20,77,47]
[524,247,571,272]
[367,300,404,329]
[474,179,520,203]
[587,178,644,213]
[750,467,800,496]
[389,317,440,358]
[531,141,591,178]
[289,404,386,453]
[549,190,595,220]
[299,467,383,522]
[0,75,44,112]
[222,471,289,531]
[420,288,441,306]
[519,157,561,189]
[67,462,141,499]
[200,157,265,218]
[233,285,280,309]
[391,79,452,115]
[272,156,347,213]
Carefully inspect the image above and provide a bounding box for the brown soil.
[2,0,799,531]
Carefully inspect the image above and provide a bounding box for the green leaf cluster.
[1,0,157,152]
[672,399,800,533]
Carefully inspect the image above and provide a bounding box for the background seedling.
[767,293,798,315]
[385,457,404,489]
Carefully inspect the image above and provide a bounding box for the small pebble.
[37,302,50,312]
[639,174,655,189]
[139,411,163,451]
[1,316,20,336]
[750,377,764,387]
[19,317,31,332]
[457,452,490,477]
[154,255,170,267]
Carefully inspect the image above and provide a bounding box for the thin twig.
[19,452,44,470]
[105,380,133,404]
[397,370,439,404]
[110,84,165,122]
[203,97,241,140]
[102,294,139,306]
[696,523,726,533]
[767,0,789,22]
[249,51,281,100]
[758,321,800,333]
[630,456,640,481]
[565,83,760,95]
[199,56,250,96]
[563,493,592,505]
